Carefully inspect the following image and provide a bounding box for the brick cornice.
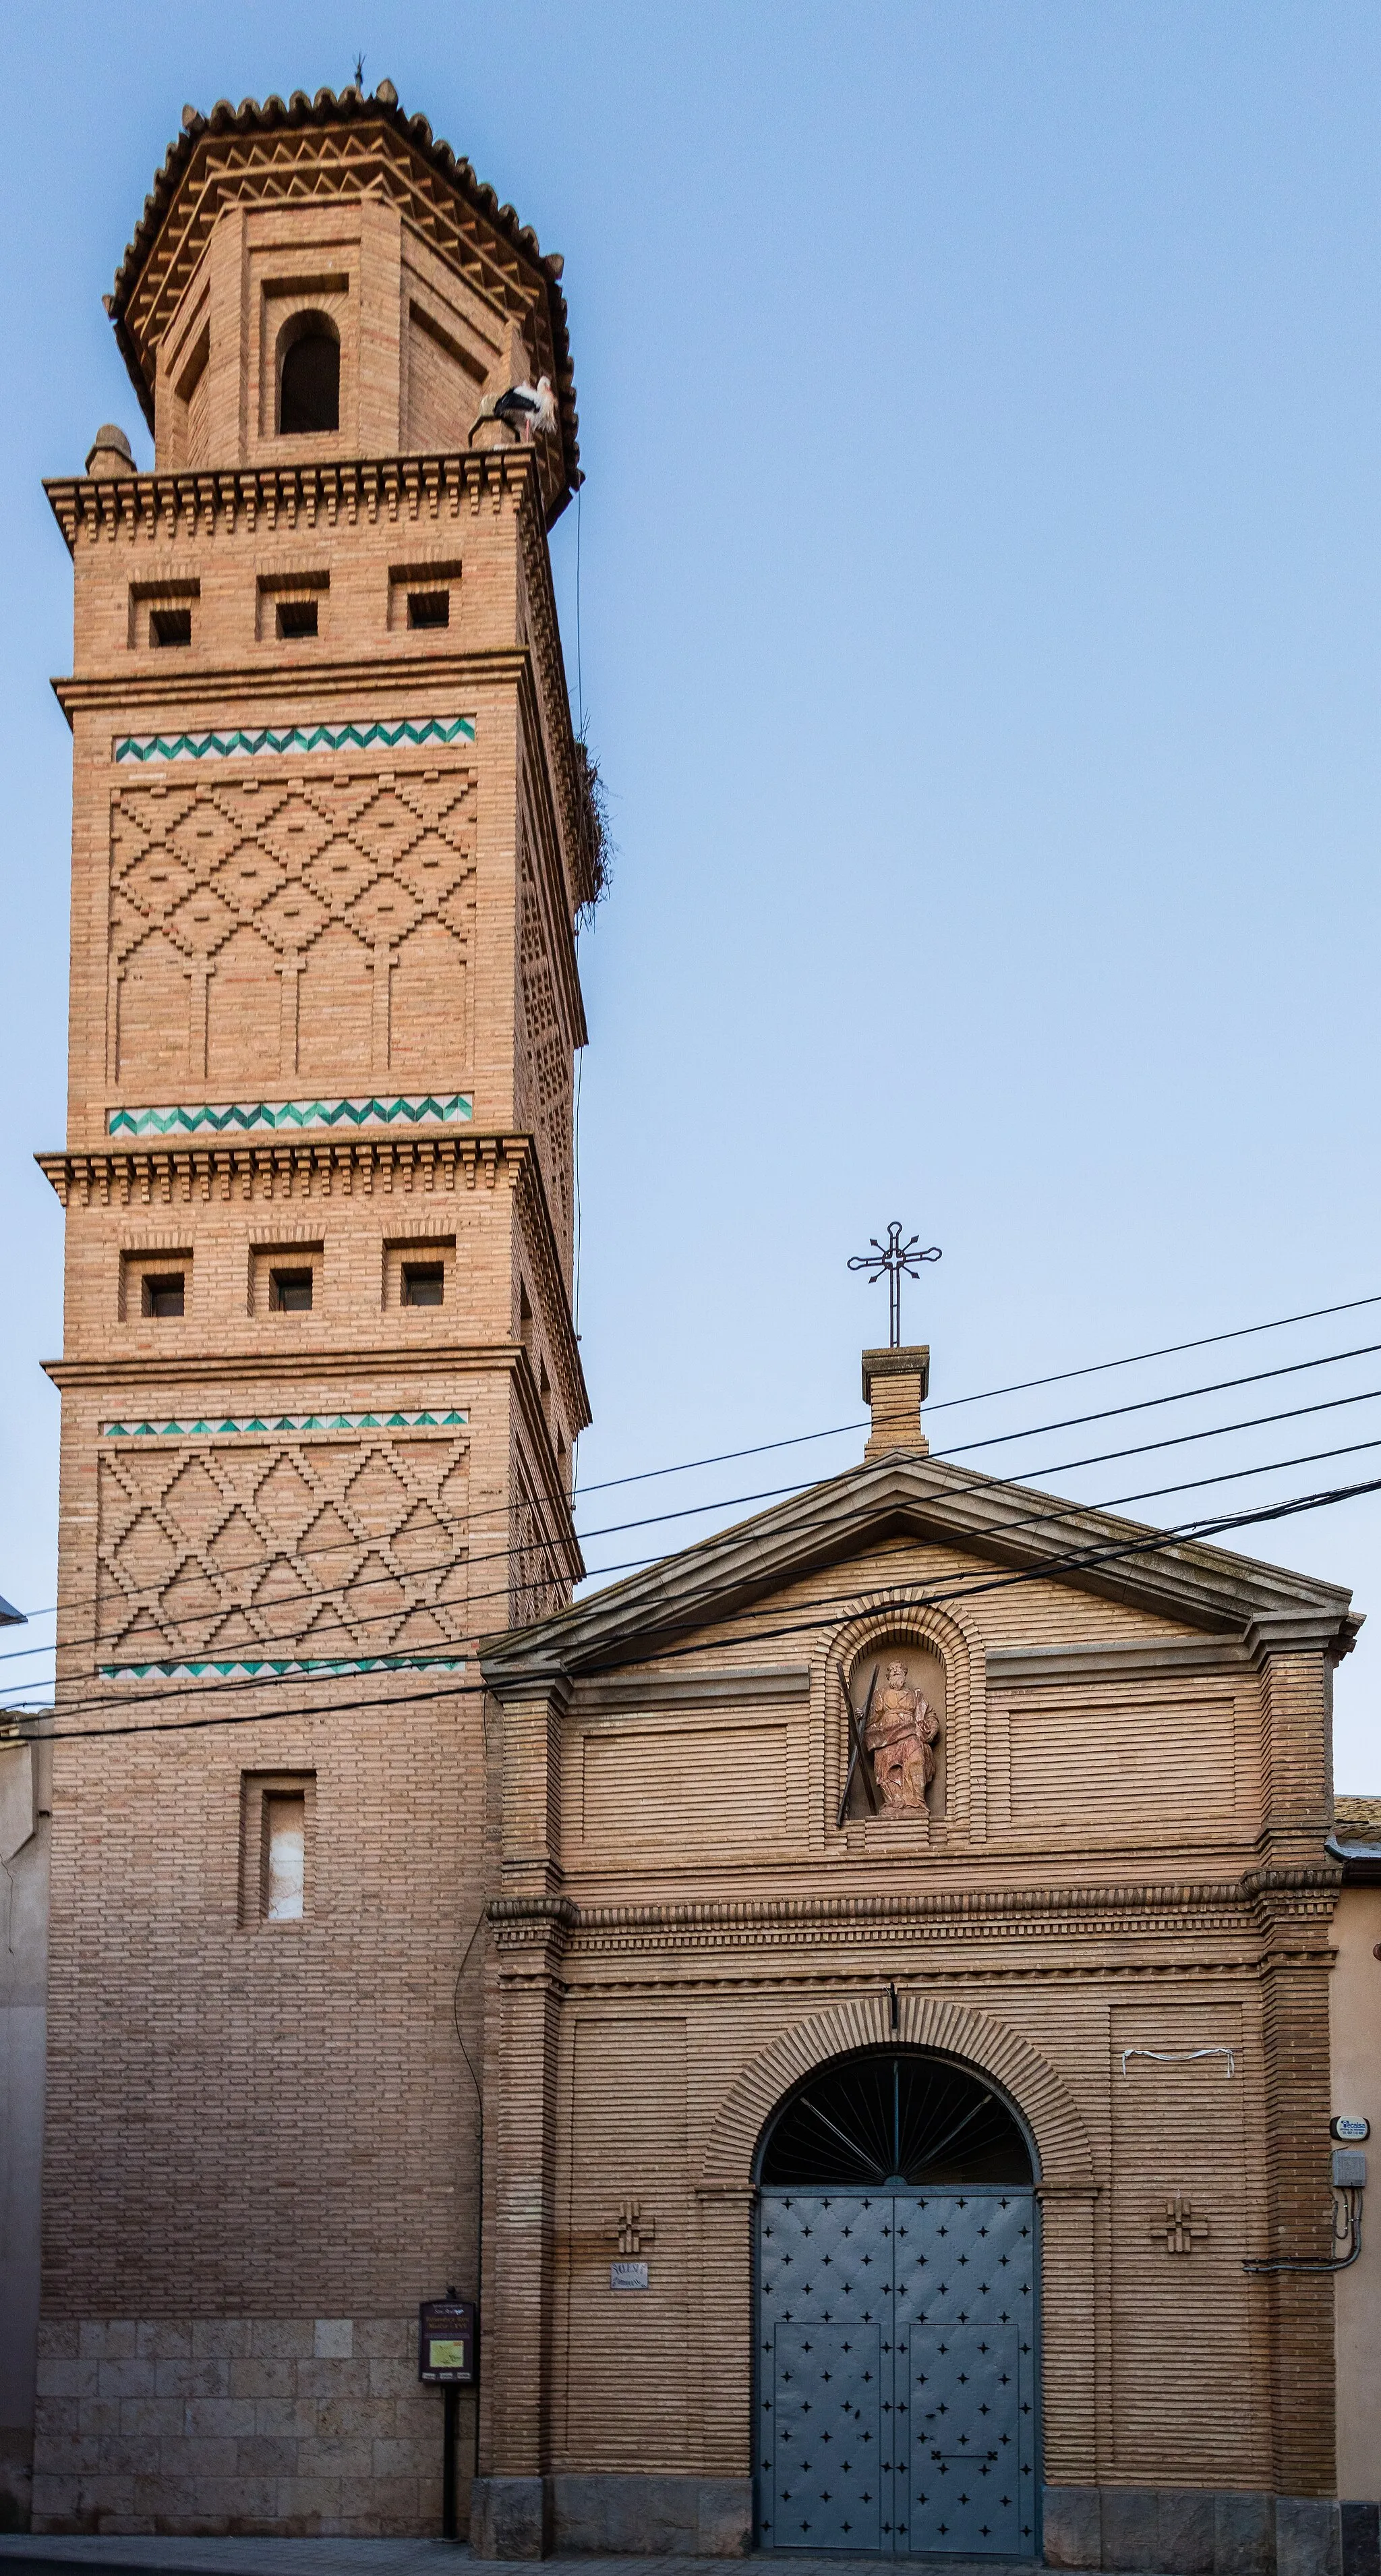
[486,1870,1344,1957]
[47,449,539,555]
[51,648,525,718]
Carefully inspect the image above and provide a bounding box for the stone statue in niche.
[866,1659,941,1810]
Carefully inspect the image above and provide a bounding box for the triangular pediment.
[479,1450,1359,1688]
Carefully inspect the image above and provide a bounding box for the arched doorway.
[755,2047,1039,2558]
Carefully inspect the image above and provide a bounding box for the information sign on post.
[419,2295,477,2384]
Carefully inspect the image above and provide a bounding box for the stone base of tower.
[32,2314,467,2538]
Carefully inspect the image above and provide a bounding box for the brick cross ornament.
[615,2198,655,2256]
[1152,2194,1209,2254]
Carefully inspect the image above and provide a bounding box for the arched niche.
[827,1597,982,1840]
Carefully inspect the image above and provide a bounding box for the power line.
[935,1334,1381,1463]
[15,1287,1381,1639]
[572,1286,1381,1495]
[556,1467,1379,1680]
[21,1406,1381,1725]
[16,1461,1376,1750]
[10,1365,1381,1694]
[18,1282,1370,1628]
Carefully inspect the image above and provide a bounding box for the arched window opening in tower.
[278,315,341,436]
[757,2044,1035,2189]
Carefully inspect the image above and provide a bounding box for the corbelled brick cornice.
[488,1868,1344,1957]
[45,449,536,551]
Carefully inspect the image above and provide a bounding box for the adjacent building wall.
[1331,1877,1381,2504]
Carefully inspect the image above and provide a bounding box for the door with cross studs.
[757,2188,1038,2556]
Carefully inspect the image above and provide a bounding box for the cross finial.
[848,1222,941,1348]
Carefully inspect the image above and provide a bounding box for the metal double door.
[757,2187,1038,2557]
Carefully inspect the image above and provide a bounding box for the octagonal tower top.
[103,82,581,525]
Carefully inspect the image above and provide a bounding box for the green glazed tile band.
[113,715,477,764]
[100,1655,468,1682]
[107,1093,473,1137]
[102,1410,469,1438]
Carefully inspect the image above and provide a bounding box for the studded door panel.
[757,2189,1037,2558]
[898,2192,1037,2556]
[768,2322,883,2551]
[758,2194,889,2552]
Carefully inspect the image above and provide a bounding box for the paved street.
[0,2542,1110,2576]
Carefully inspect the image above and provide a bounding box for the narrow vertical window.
[264,1792,306,1920]
[278,315,340,434]
[240,1773,314,1928]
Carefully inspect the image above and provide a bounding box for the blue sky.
[3,3,1380,1785]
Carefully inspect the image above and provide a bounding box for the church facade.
[28,80,1380,2576]
[473,1348,1368,2575]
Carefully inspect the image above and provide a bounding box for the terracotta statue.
[865,1659,939,1810]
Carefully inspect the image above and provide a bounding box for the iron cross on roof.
[848,1222,941,1348]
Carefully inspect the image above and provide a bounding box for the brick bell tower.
[34,84,592,2536]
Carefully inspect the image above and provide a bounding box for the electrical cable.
[933,1334,1381,1463]
[575,1425,1381,1589]
[570,1286,1381,1495]
[13,1458,1380,1746]
[574,480,584,738]
[14,1284,1381,1633]
[515,1464,1381,1680]
[12,1373,1381,1710]
[1243,2189,1363,2274]
[11,1350,1381,1682]
[9,1377,1381,1713]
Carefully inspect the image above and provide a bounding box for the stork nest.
[574,735,614,915]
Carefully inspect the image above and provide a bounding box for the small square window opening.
[402,1261,445,1307]
[407,589,450,630]
[263,1792,306,1920]
[270,1267,314,1313]
[150,606,192,648]
[142,1273,185,1318]
[276,598,319,641]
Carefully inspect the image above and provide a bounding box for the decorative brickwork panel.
[96,1435,469,1672]
[579,1723,793,1852]
[1109,2005,1261,2483]
[563,2019,688,2466]
[517,842,572,1247]
[109,767,475,1104]
[985,1683,1240,1834]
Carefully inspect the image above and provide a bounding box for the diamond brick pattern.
[109,766,475,1106]
[96,1433,470,1674]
